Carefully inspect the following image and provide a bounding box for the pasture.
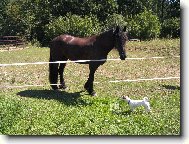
[0,39,180,135]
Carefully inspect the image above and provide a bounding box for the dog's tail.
[143,97,149,102]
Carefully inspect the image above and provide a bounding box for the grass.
[0,39,180,135]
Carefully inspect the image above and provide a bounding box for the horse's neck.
[97,29,114,52]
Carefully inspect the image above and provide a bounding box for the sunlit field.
[0,39,180,135]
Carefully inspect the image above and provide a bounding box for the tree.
[117,0,154,17]
[0,0,180,43]
[127,10,161,40]
[0,0,10,35]
[22,0,52,42]
[0,0,28,36]
[44,13,101,43]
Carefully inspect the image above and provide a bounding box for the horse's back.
[50,34,99,61]
[51,34,96,46]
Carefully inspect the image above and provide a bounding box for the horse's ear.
[114,25,120,34]
[123,26,127,32]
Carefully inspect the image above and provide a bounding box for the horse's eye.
[116,34,121,38]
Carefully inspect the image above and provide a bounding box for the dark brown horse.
[49,26,128,96]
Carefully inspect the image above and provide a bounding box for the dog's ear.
[122,96,126,99]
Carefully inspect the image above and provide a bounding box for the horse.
[49,26,128,96]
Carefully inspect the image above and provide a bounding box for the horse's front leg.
[58,63,67,89]
[85,63,100,96]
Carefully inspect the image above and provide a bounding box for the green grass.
[0,39,180,135]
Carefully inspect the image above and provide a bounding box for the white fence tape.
[0,56,180,67]
[0,76,180,89]
[109,76,180,83]
[0,56,180,88]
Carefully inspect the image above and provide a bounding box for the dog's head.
[121,96,130,100]
[121,96,131,104]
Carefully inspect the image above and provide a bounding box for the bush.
[104,13,127,30]
[126,18,140,39]
[127,10,161,40]
[160,17,180,38]
[44,14,102,43]
[0,1,35,39]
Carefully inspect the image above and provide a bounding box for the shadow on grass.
[113,110,132,116]
[17,89,90,106]
[113,110,149,116]
[162,85,180,90]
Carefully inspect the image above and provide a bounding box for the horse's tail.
[49,51,59,90]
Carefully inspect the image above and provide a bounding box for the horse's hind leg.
[49,63,59,90]
[58,62,67,89]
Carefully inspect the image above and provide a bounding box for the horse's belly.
[64,45,94,61]
[75,62,90,64]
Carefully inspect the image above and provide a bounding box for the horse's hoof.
[91,91,97,96]
[52,86,59,91]
[54,89,61,92]
[59,84,67,90]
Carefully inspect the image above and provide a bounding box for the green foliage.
[104,13,127,30]
[50,0,118,21]
[161,17,180,38]
[0,0,36,39]
[127,10,161,40]
[95,0,118,21]
[0,0,180,43]
[20,0,53,43]
[44,14,101,42]
[0,1,24,36]
[0,0,9,33]
[118,0,154,17]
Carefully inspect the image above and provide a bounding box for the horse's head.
[114,26,128,60]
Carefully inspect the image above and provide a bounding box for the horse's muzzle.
[120,54,126,60]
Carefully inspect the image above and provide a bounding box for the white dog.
[122,96,151,112]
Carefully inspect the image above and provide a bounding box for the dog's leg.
[130,106,134,112]
[144,105,151,112]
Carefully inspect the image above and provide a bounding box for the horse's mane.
[97,28,114,40]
